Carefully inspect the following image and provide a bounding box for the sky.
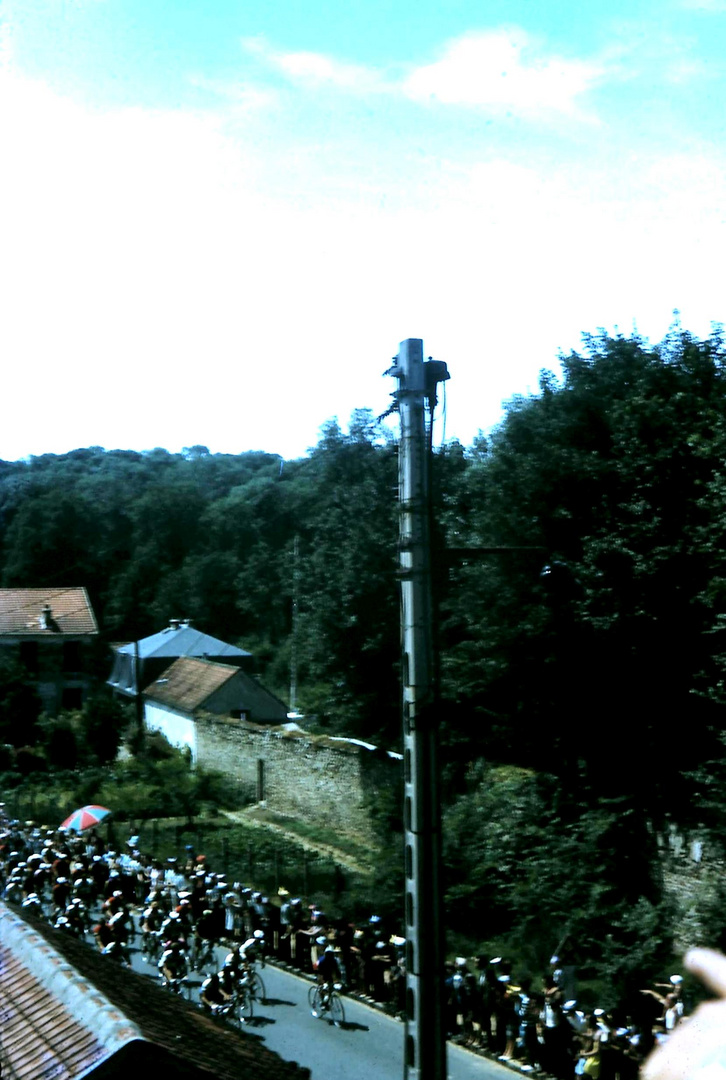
[2,0,726,461]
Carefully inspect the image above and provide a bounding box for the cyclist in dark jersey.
[200,971,231,1014]
[316,940,343,1004]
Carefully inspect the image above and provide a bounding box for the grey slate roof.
[115,621,250,661]
[108,620,252,697]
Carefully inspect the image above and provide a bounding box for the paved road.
[128,935,512,1080]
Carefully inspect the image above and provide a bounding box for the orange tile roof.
[144,656,238,712]
[0,942,106,1078]
[0,905,310,1080]
[0,588,98,636]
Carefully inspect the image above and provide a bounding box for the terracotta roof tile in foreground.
[0,945,105,1079]
[0,904,310,1080]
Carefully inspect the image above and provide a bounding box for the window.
[62,687,83,710]
[63,642,81,672]
[19,641,38,673]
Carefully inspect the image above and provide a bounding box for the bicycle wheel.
[307,985,318,1009]
[251,971,266,1003]
[328,992,344,1027]
[237,990,254,1025]
[310,987,324,1018]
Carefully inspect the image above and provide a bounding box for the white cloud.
[403,29,605,116]
[241,36,386,93]
[664,58,710,83]
[241,29,605,119]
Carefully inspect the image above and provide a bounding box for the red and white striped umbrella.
[60,805,112,831]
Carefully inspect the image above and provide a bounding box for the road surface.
[129,936,513,1080]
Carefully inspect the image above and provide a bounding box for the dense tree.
[443,763,671,1002]
[291,413,399,741]
[439,328,726,817]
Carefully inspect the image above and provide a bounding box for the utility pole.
[290,534,300,716]
[387,339,449,1080]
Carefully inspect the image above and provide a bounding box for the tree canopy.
[438,327,726,819]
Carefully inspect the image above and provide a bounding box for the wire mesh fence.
[140,818,356,911]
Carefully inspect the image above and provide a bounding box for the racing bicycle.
[309,981,345,1026]
[204,986,254,1027]
[239,962,266,1005]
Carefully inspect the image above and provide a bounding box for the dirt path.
[220,807,376,874]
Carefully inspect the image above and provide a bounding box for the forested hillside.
[4,326,726,991]
[0,409,400,743]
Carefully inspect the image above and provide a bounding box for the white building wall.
[144,702,198,762]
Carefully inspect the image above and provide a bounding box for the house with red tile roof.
[0,588,99,714]
[143,656,288,761]
[143,658,400,841]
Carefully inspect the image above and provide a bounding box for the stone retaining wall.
[195,715,401,841]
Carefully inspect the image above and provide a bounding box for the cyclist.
[201,971,231,1015]
[141,901,163,961]
[316,940,343,1006]
[238,932,266,1002]
[192,907,218,970]
[101,939,130,965]
[240,928,266,964]
[21,891,45,918]
[67,897,89,937]
[158,939,188,990]
[222,940,244,976]
[160,909,185,943]
[219,957,239,1000]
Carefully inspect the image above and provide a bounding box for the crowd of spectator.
[443,954,687,1078]
[0,809,692,1077]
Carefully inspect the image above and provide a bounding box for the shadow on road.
[263,997,297,1007]
[248,1015,276,1028]
[340,1021,369,1032]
